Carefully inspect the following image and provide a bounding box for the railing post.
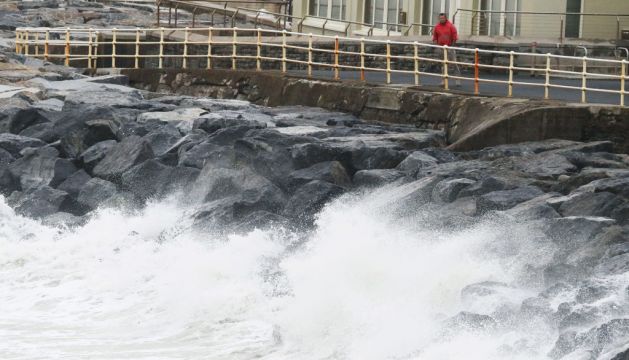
[64,28,70,67]
[156,0,161,26]
[183,27,189,69]
[44,30,49,61]
[581,56,587,103]
[207,27,212,69]
[386,40,391,84]
[135,28,140,69]
[256,28,261,71]
[174,5,178,27]
[192,7,197,28]
[508,51,514,97]
[93,31,99,69]
[282,30,287,73]
[24,30,29,56]
[159,27,164,69]
[232,28,238,70]
[360,38,365,82]
[307,33,312,77]
[14,30,20,54]
[618,17,621,43]
[88,29,93,69]
[111,28,117,69]
[474,48,479,95]
[559,16,564,43]
[443,45,449,90]
[544,53,551,99]
[413,41,419,85]
[34,32,39,57]
[621,60,626,107]
[168,4,172,26]
[322,19,328,35]
[334,35,340,80]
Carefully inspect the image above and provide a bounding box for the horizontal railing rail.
[13,26,629,106]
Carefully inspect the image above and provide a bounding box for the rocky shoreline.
[1,2,629,357]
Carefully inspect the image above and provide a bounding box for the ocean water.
[0,182,627,360]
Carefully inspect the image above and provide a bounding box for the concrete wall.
[120,68,629,153]
[582,0,629,40]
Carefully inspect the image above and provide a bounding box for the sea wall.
[122,68,629,153]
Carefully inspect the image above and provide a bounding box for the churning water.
[0,182,627,360]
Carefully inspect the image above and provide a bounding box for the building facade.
[291,0,629,40]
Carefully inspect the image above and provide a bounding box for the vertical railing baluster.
[25,30,29,56]
[44,30,49,61]
[112,28,117,69]
[581,56,587,103]
[413,41,419,85]
[621,60,626,107]
[88,29,93,69]
[334,35,339,80]
[386,40,391,84]
[256,28,261,71]
[64,28,70,67]
[443,45,449,90]
[282,30,287,73]
[183,27,189,69]
[207,27,212,70]
[232,27,237,70]
[474,48,480,95]
[360,38,365,82]
[307,33,312,77]
[159,27,164,69]
[93,31,99,69]
[34,32,39,57]
[508,51,514,97]
[544,53,551,99]
[135,28,140,69]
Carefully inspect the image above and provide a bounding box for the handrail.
[454,8,629,17]
[13,26,629,107]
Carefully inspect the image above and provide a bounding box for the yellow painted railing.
[14,27,629,106]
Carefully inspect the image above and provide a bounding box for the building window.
[309,0,346,20]
[565,0,582,38]
[364,0,404,30]
[475,0,521,37]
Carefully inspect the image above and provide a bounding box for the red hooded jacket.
[433,20,458,46]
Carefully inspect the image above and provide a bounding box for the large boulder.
[353,169,406,187]
[8,186,76,218]
[59,118,119,158]
[286,161,351,191]
[92,136,154,182]
[141,124,182,156]
[8,147,77,191]
[396,151,439,175]
[76,178,136,211]
[56,169,92,198]
[431,178,475,203]
[476,186,544,213]
[78,140,117,173]
[282,180,344,223]
[558,191,625,218]
[0,133,46,156]
[120,160,199,201]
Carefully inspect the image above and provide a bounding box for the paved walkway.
[288,69,626,106]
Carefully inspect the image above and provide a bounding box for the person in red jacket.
[432,13,461,86]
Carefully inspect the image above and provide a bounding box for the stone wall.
[121,68,629,153]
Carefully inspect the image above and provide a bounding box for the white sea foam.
[0,185,626,359]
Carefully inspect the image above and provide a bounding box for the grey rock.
[559,191,625,218]
[8,148,77,191]
[546,216,616,251]
[353,169,406,187]
[56,169,92,198]
[432,178,475,203]
[286,161,351,191]
[76,178,132,211]
[396,151,439,175]
[9,186,75,219]
[78,140,117,173]
[0,133,46,156]
[141,124,182,156]
[282,180,344,223]
[121,160,199,201]
[93,136,154,182]
[458,176,515,198]
[476,186,544,213]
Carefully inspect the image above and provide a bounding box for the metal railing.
[453,9,629,42]
[13,27,629,106]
